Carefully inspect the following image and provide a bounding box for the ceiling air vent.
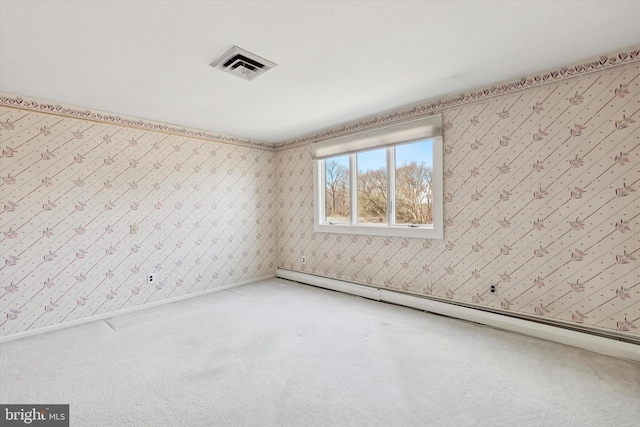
[209,46,277,81]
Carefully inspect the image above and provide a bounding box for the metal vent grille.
[209,46,277,81]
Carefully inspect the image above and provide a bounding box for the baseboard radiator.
[276,268,639,363]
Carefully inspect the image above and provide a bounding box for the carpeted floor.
[0,278,639,426]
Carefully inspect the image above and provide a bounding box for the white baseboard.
[276,268,639,363]
[0,275,275,344]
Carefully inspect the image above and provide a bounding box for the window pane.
[357,149,387,223]
[324,156,350,223]
[395,140,433,225]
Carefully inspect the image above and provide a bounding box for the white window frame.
[313,115,443,240]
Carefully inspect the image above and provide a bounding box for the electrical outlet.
[130,224,138,235]
[489,284,498,295]
[148,274,155,284]
[302,256,307,265]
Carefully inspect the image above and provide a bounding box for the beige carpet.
[1,278,639,426]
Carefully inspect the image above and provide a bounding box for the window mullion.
[387,147,395,226]
[350,154,358,225]
[319,160,326,223]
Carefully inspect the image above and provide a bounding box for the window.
[313,115,443,239]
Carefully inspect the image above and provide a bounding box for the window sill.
[314,223,443,239]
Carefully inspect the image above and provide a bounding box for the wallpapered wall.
[0,110,277,337]
[1,48,638,340]
[276,63,639,337]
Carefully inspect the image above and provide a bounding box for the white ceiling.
[1,1,639,144]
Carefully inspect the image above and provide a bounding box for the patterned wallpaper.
[0,109,277,338]
[276,63,639,338]
[1,46,638,340]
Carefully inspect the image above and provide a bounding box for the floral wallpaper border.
[276,47,640,150]
[0,94,275,151]
[1,47,638,153]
